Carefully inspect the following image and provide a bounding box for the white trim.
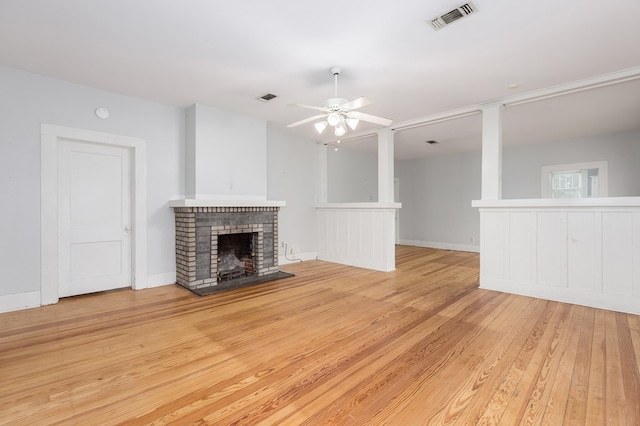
[169,198,285,208]
[40,124,147,306]
[0,291,41,313]
[146,271,177,289]
[399,239,480,253]
[472,196,640,209]
[316,202,402,209]
[502,66,640,108]
[540,160,608,198]
[182,194,271,201]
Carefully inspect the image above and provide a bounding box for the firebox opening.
[218,232,256,281]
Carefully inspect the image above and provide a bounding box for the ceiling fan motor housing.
[325,98,348,109]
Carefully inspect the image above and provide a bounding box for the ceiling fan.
[287,67,393,137]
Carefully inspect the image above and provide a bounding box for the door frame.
[41,124,147,305]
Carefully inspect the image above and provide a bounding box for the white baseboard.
[480,277,640,316]
[279,251,317,265]
[145,271,176,289]
[399,239,480,253]
[0,271,177,314]
[0,291,41,313]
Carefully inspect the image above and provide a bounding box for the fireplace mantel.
[169,198,286,208]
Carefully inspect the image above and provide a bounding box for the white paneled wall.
[474,198,640,314]
[316,203,400,272]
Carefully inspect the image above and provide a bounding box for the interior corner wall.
[190,104,267,199]
[502,129,640,199]
[185,105,197,196]
[266,128,318,258]
[327,147,378,202]
[396,150,482,251]
[0,64,184,299]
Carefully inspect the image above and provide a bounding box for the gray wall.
[267,128,318,257]
[396,150,481,249]
[327,146,378,202]
[396,129,640,251]
[0,64,184,297]
[0,64,319,300]
[503,129,640,198]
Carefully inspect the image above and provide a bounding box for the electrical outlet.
[281,241,287,248]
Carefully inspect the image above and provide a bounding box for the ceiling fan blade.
[286,113,328,128]
[339,97,373,111]
[347,111,393,127]
[288,103,327,112]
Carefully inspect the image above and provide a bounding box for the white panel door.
[58,141,132,297]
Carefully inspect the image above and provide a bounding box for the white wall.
[186,104,267,199]
[327,147,378,202]
[503,129,640,199]
[0,65,184,298]
[266,128,318,259]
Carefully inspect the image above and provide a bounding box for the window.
[541,161,608,198]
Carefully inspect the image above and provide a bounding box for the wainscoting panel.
[473,198,640,314]
[536,211,566,288]
[567,211,595,291]
[316,203,400,272]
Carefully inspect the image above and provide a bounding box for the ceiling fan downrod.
[330,66,341,98]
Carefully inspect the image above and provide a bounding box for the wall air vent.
[428,1,478,31]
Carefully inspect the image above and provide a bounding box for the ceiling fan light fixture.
[334,124,346,137]
[346,117,359,130]
[314,121,328,134]
[327,112,341,126]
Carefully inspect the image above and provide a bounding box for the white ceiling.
[1,0,639,158]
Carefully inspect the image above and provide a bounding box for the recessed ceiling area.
[335,77,640,160]
[503,77,640,147]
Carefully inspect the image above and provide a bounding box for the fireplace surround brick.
[173,206,280,291]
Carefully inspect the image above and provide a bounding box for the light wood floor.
[1,246,639,425]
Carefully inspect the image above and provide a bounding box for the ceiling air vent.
[257,93,277,102]
[428,1,478,31]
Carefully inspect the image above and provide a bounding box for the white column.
[318,143,328,203]
[377,129,395,203]
[481,104,503,200]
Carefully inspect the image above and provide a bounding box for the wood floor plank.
[539,305,585,425]
[411,296,537,425]
[474,301,567,425]
[515,303,575,425]
[586,309,607,424]
[616,313,640,425]
[1,246,639,425]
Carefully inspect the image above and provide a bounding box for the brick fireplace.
[171,203,284,292]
